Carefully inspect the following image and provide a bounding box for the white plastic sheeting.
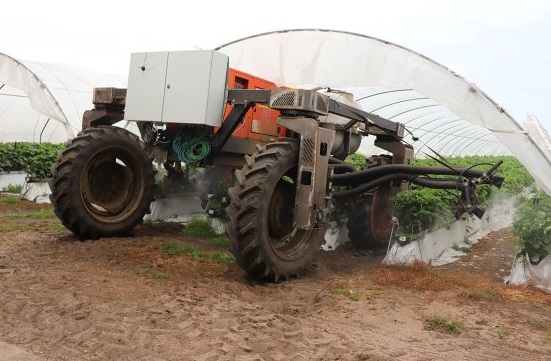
[0,85,67,142]
[383,200,514,267]
[216,29,551,194]
[322,221,350,251]
[0,52,128,142]
[346,87,508,158]
[0,171,25,191]
[507,255,551,294]
[145,195,204,223]
[522,114,551,192]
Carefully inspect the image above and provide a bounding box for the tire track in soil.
[1,202,551,361]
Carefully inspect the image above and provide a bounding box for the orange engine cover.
[221,68,287,141]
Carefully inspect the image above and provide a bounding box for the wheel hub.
[81,149,142,221]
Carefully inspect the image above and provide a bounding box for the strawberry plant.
[393,155,533,234]
[0,142,66,180]
[344,153,368,170]
[392,188,456,233]
[512,192,551,262]
[413,155,533,194]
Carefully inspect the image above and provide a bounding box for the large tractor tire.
[49,126,155,240]
[225,141,325,282]
[346,154,396,250]
[346,183,396,250]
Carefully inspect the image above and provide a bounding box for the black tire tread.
[225,141,324,282]
[49,126,154,240]
[346,155,395,250]
[346,196,378,249]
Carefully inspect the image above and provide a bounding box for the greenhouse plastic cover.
[0,52,132,142]
[2,29,551,194]
[215,29,551,195]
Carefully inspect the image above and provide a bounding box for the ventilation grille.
[302,138,315,165]
[269,89,329,115]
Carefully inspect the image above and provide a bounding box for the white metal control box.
[124,50,229,127]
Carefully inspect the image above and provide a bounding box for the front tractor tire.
[225,141,325,282]
[49,126,155,240]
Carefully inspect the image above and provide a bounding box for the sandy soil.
[1,196,551,361]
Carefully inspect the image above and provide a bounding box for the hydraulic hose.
[330,163,356,174]
[332,173,465,198]
[329,157,345,164]
[330,164,485,187]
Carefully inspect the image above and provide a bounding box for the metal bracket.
[277,116,335,230]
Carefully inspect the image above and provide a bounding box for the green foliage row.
[346,154,533,196]
[344,153,368,170]
[412,155,534,194]
[0,142,65,180]
[512,192,551,261]
[345,153,534,235]
[392,188,456,232]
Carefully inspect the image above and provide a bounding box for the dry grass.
[370,261,551,307]
[371,261,452,292]
[424,314,466,334]
[330,279,363,301]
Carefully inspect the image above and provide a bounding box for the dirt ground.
[1,195,551,361]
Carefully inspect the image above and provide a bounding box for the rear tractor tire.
[346,183,396,250]
[346,155,397,250]
[49,126,155,240]
[225,141,326,282]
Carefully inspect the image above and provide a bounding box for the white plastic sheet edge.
[0,53,72,137]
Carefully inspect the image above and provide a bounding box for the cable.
[172,131,211,164]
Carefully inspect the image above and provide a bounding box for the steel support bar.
[277,116,335,230]
[329,99,405,138]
